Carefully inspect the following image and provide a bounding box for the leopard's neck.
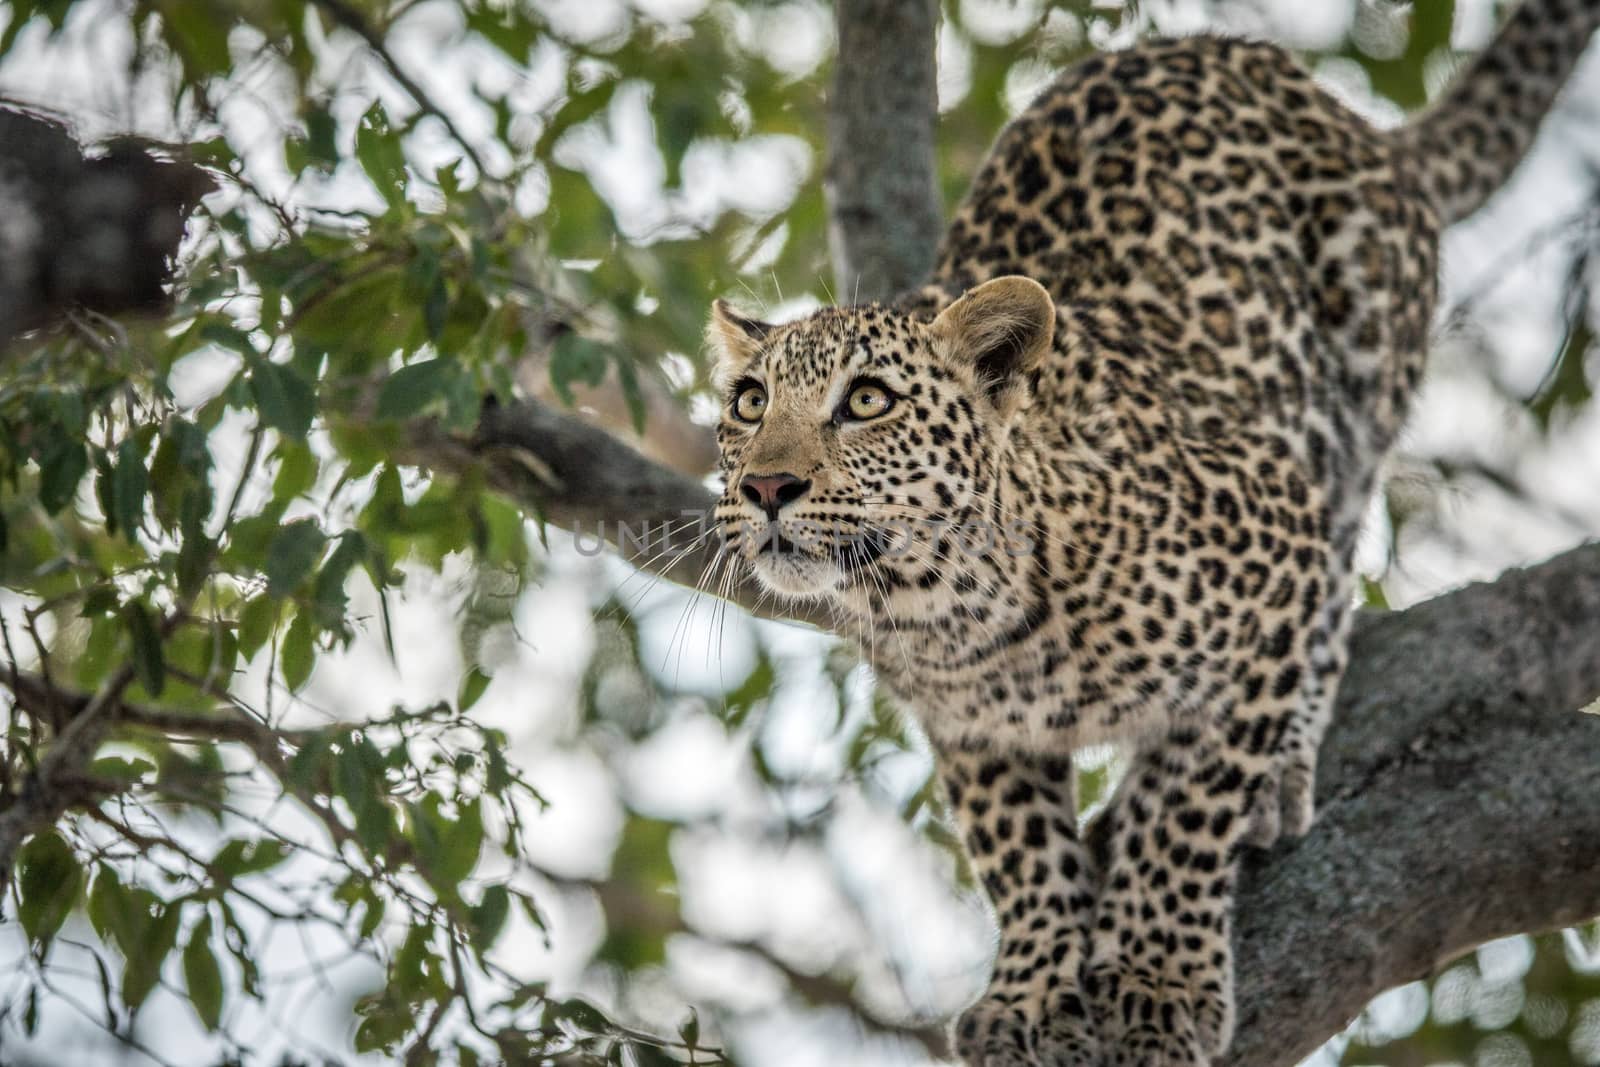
[835,419,1115,712]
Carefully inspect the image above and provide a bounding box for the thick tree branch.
[1230,542,1600,1066]
[825,0,944,300]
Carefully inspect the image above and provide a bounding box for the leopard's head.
[708,276,1055,606]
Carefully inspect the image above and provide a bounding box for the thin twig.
[312,0,490,179]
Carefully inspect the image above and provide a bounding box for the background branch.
[825,0,944,300]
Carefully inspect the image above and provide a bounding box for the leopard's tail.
[1390,0,1600,225]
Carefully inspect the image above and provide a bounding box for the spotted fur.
[708,2,1600,1063]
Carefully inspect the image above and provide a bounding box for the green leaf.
[265,519,326,597]
[112,434,149,542]
[247,353,316,438]
[38,436,87,514]
[163,0,232,79]
[175,521,213,600]
[17,831,81,950]
[149,417,212,532]
[215,900,261,998]
[469,884,510,950]
[182,914,224,1031]
[424,274,449,341]
[88,866,177,1013]
[458,667,491,711]
[313,531,366,629]
[199,321,255,354]
[87,866,126,945]
[614,352,648,435]
[211,838,292,879]
[123,602,165,697]
[280,611,315,691]
[547,334,610,406]
[89,756,157,783]
[721,656,775,729]
[122,898,180,1012]
[1529,290,1594,429]
[356,886,386,939]
[271,442,318,503]
[237,596,279,660]
[81,586,120,617]
[356,101,408,206]
[376,358,454,420]
[303,103,339,172]
[336,737,392,853]
[410,795,483,887]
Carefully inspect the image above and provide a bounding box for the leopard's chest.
[863,435,1347,756]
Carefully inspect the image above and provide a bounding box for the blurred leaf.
[111,434,149,541]
[721,656,774,728]
[548,333,610,406]
[247,354,316,438]
[237,596,279,660]
[122,899,181,1011]
[1529,289,1594,429]
[123,602,165,697]
[90,756,157,783]
[266,519,326,597]
[281,611,315,691]
[182,913,224,1031]
[357,102,408,207]
[459,666,491,711]
[212,838,292,879]
[376,358,456,420]
[37,436,87,514]
[17,831,81,951]
[469,884,510,950]
[410,795,484,888]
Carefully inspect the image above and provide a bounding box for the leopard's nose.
[740,472,811,519]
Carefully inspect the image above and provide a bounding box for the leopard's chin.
[748,549,841,598]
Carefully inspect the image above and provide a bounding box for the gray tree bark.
[825,0,945,301]
[1231,544,1600,1066]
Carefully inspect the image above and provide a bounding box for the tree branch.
[1230,542,1600,1066]
[825,0,944,300]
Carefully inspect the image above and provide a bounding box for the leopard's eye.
[843,381,895,421]
[732,383,768,423]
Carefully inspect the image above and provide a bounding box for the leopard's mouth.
[725,518,840,597]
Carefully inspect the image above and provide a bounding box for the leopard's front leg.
[1084,713,1281,1067]
[940,746,1102,1067]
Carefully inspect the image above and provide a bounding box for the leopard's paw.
[1243,751,1318,849]
[1086,959,1231,1067]
[954,999,1039,1067]
[1034,991,1102,1067]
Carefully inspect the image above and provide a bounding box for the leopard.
[706,0,1600,1063]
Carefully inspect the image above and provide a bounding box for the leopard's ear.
[929,276,1055,413]
[708,299,774,386]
